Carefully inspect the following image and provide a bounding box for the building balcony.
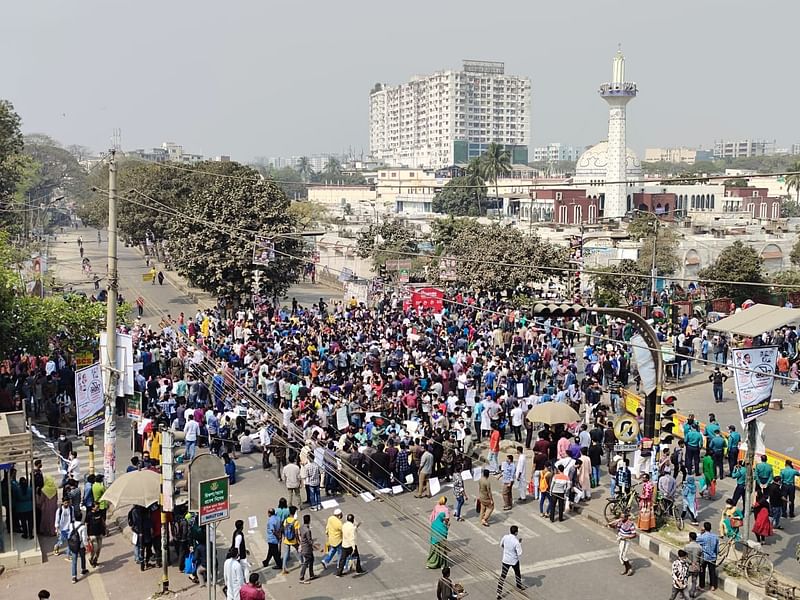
[598,83,638,97]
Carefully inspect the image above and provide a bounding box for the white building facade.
[369,60,531,169]
[531,143,582,163]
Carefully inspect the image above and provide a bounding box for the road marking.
[461,517,499,544]
[515,523,540,539]
[339,547,618,600]
[534,513,569,533]
[88,569,110,600]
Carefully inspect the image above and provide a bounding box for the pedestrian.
[696,521,719,592]
[700,451,716,499]
[336,513,365,576]
[280,505,301,574]
[496,525,525,599]
[320,508,343,570]
[426,512,450,569]
[415,444,434,498]
[66,514,89,583]
[12,476,33,539]
[223,547,244,600]
[230,519,250,579]
[538,463,553,518]
[500,454,515,510]
[453,465,468,522]
[86,503,106,567]
[755,454,773,492]
[608,512,636,576]
[239,573,266,600]
[183,414,200,461]
[684,532,702,598]
[669,549,691,600]
[157,270,164,285]
[549,464,570,523]
[752,489,774,542]
[726,425,740,477]
[766,475,785,529]
[780,459,799,518]
[681,474,699,526]
[282,456,302,508]
[478,468,495,527]
[514,447,528,502]
[437,566,459,600]
[262,508,283,570]
[301,458,322,511]
[708,367,727,402]
[53,498,74,555]
[488,425,501,473]
[636,473,656,532]
[298,513,318,584]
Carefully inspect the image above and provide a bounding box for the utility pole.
[160,426,174,593]
[103,149,119,484]
[743,420,758,540]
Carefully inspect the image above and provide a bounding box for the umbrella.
[525,402,580,425]
[101,469,161,508]
[742,299,755,309]
[651,306,666,319]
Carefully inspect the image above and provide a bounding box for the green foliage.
[790,236,800,268]
[771,270,800,287]
[0,99,24,211]
[436,220,568,291]
[479,143,511,206]
[287,200,326,229]
[23,134,88,201]
[626,213,659,241]
[165,162,305,299]
[432,176,485,216]
[356,218,419,269]
[591,259,647,307]
[698,240,765,303]
[636,227,680,276]
[785,162,800,206]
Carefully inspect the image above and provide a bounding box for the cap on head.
[334,508,343,516]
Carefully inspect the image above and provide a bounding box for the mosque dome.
[574,141,642,184]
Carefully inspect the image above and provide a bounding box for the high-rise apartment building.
[369,60,531,169]
[713,139,774,159]
[531,143,582,163]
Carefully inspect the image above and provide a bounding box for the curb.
[583,510,771,600]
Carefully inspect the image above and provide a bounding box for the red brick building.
[545,189,598,225]
[723,187,781,219]
[631,192,678,220]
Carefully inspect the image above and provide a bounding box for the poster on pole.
[99,331,134,397]
[438,256,457,281]
[731,346,778,424]
[630,334,656,397]
[127,391,143,421]
[75,363,105,435]
[252,236,275,266]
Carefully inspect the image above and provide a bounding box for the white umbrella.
[101,469,161,508]
[525,402,580,425]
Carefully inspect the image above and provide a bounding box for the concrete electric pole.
[103,149,119,484]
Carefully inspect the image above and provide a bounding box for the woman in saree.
[426,512,449,569]
[636,473,656,532]
[681,474,699,526]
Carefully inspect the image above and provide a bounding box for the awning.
[707,303,800,337]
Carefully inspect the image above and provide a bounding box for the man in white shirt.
[515,448,529,502]
[183,414,200,460]
[497,525,525,599]
[510,401,524,444]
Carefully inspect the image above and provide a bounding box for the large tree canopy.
[0,100,24,224]
[432,176,486,216]
[698,240,766,303]
[166,162,305,299]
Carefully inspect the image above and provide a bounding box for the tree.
[698,240,765,303]
[287,200,326,229]
[479,143,511,213]
[297,156,314,182]
[437,220,568,291]
[591,259,648,307]
[166,162,304,300]
[636,226,680,277]
[323,157,342,177]
[790,236,800,268]
[0,99,24,207]
[23,134,88,205]
[259,165,307,200]
[432,176,485,216]
[356,218,419,270]
[785,161,800,207]
[626,213,659,241]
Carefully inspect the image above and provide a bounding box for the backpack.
[67,524,82,553]
[283,518,296,542]
[670,450,680,466]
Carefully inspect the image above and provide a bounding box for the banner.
[336,406,349,431]
[629,334,656,396]
[127,391,143,421]
[75,363,105,435]
[731,346,778,424]
[99,331,135,397]
[252,236,275,266]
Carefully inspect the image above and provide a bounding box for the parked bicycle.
[653,494,684,530]
[604,486,640,523]
[716,538,774,587]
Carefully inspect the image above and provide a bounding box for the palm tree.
[785,161,800,207]
[323,157,342,178]
[479,143,512,218]
[466,158,486,215]
[297,156,313,182]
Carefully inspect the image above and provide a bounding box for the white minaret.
[599,48,637,218]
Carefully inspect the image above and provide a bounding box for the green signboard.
[198,476,230,525]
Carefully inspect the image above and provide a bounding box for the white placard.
[359,492,375,503]
[376,487,392,494]
[405,474,414,484]
[731,346,778,424]
[336,406,349,430]
[321,499,339,509]
[460,470,472,481]
[75,363,104,435]
[248,515,258,530]
[404,420,419,434]
[472,467,482,480]
[465,389,476,407]
[392,485,403,494]
[429,477,441,496]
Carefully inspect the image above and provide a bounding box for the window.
[588,204,597,224]
[759,202,767,219]
[747,202,755,217]
[559,205,568,223]
[772,202,780,219]
[555,192,562,201]
[573,205,582,224]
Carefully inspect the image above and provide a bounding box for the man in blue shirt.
[726,425,741,478]
[500,455,516,510]
[696,522,719,591]
[685,425,703,477]
[780,459,800,518]
[731,460,747,509]
[262,507,283,570]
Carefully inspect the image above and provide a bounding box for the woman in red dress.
[752,490,773,543]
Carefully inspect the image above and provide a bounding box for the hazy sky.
[4,1,799,162]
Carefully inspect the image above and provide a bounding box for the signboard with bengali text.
[198,476,230,525]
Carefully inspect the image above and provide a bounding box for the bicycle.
[654,495,684,530]
[604,487,640,523]
[716,538,774,587]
